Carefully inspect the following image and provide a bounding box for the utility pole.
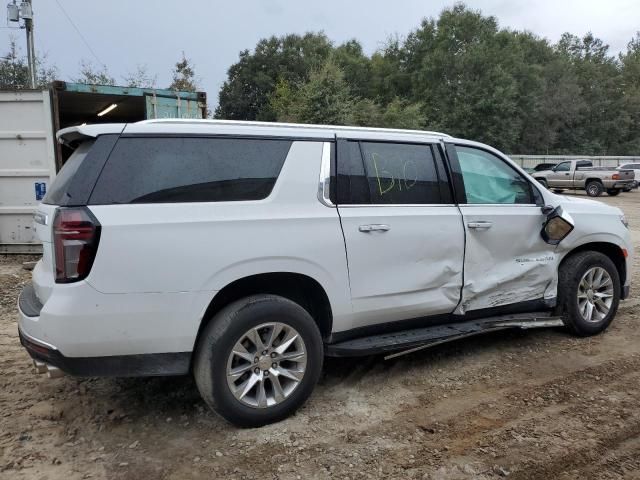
[23,0,36,88]
[6,0,36,88]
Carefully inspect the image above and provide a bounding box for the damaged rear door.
[447,144,557,314]
[337,136,464,329]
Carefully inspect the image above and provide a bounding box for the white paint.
[20,121,634,360]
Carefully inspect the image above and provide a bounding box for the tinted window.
[89,137,291,204]
[336,141,370,204]
[359,142,441,204]
[456,146,534,204]
[44,140,94,205]
[576,160,592,169]
[555,162,571,172]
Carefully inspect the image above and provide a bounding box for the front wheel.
[194,294,323,427]
[536,179,548,189]
[586,181,604,197]
[607,189,621,196]
[558,251,620,336]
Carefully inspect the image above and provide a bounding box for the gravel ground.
[2,191,640,480]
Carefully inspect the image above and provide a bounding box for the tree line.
[0,37,197,92]
[215,4,640,155]
[2,3,638,154]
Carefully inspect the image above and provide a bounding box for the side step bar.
[325,313,564,359]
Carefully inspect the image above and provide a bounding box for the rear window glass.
[43,140,94,205]
[89,137,292,204]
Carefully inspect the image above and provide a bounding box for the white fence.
[509,155,640,169]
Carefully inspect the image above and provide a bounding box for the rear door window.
[337,140,444,205]
[89,137,292,204]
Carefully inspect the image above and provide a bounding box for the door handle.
[565,173,570,176]
[359,224,390,233]
[467,221,493,230]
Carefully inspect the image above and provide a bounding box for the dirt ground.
[2,192,640,480]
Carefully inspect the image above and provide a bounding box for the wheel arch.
[585,177,604,186]
[559,241,627,287]
[191,272,333,365]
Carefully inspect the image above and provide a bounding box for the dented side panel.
[457,205,558,314]
[338,205,464,329]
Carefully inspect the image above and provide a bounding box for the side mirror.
[550,166,557,172]
[541,206,574,245]
[540,205,554,215]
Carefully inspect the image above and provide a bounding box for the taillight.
[53,207,101,283]
[612,173,620,180]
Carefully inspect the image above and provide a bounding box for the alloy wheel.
[577,266,614,323]
[226,322,307,408]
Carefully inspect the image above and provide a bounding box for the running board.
[324,313,564,359]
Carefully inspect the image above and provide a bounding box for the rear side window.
[44,141,94,205]
[89,137,292,204]
[337,140,443,205]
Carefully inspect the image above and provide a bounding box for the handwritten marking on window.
[371,153,419,196]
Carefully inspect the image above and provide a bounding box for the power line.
[53,0,105,68]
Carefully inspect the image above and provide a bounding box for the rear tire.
[586,181,603,197]
[607,189,621,196]
[193,294,323,427]
[558,251,620,336]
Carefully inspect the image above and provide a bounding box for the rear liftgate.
[325,313,564,360]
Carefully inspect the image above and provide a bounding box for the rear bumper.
[612,181,634,189]
[19,326,190,377]
[17,283,193,377]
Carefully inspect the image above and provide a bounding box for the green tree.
[0,39,29,89]
[169,53,197,92]
[270,59,354,125]
[0,38,57,89]
[123,64,157,88]
[555,33,625,154]
[74,59,115,85]
[217,2,637,155]
[215,33,333,120]
[618,32,640,154]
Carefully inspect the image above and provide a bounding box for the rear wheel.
[194,294,323,427]
[558,251,620,336]
[586,181,603,197]
[607,189,621,196]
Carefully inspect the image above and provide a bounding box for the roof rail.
[137,118,451,138]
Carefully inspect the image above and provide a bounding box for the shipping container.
[0,82,207,253]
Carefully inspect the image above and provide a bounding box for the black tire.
[536,179,548,189]
[553,189,564,194]
[193,294,323,427]
[557,251,621,336]
[607,189,621,196]
[586,181,603,197]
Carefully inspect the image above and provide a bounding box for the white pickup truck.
[533,160,635,197]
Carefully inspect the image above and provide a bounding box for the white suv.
[18,119,633,427]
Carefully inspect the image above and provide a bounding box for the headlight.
[620,214,629,229]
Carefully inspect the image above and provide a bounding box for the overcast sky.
[2,0,639,107]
